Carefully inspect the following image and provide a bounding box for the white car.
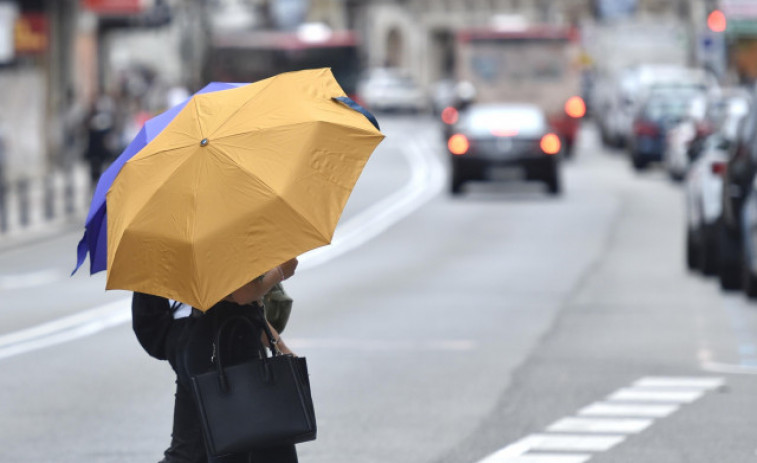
[685,92,749,274]
[665,95,707,181]
[356,68,428,113]
[602,65,711,149]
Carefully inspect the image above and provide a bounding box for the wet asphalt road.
[0,115,755,463]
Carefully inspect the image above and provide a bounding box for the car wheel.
[546,175,561,195]
[632,153,647,171]
[686,229,699,271]
[450,173,465,196]
[545,163,561,196]
[699,225,718,276]
[668,170,685,183]
[743,263,757,299]
[717,224,742,290]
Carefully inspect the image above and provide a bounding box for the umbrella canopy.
[105,68,384,310]
[73,82,243,275]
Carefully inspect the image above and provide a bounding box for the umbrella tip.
[200,138,209,147]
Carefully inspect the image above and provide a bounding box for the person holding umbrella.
[143,258,299,463]
[78,69,383,463]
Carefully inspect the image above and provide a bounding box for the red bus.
[451,25,585,155]
[206,28,362,98]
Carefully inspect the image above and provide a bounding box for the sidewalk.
[0,161,90,250]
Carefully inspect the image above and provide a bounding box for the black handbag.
[191,314,316,456]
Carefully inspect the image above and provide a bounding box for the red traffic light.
[708,10,727,33]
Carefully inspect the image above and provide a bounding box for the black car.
[447,103,562,195]
[718,91,757,290]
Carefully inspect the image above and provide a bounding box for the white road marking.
[633,377,725,390]
[701,361,757,375]
[0,268,67,290]
[0,298,130,360]
[607,388,704,403]
[546,417,653,434]
[481,454,592,463]
[0,130,444,361]
[517,434,625,452]
[477,438,593,463]
[578,402,679,418]
[474,376,725,463]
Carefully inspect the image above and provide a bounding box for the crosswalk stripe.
[607,388,704,403]
[633,377,724,390]
[546,417,653,434]
[578,402,679,418]
[520,434,625,452]
[486,454,592,463]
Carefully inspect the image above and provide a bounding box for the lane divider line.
[701,360,757,375]
[0,128,445,361]
[0,268,68,290]
[474,376,724,463]
[0,298,131,360]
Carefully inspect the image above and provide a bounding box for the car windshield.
[461,105,546,137]
[643,96,695,121]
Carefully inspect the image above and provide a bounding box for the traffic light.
[707,10,727,33]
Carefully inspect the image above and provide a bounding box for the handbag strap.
[212,308,281,391]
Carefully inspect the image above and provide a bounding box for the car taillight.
[565,96,586,119]
[634,121,659,137]
[441,106,459,125]
[540,133,561,155]
[712,162,726,176]
[448,134,469,155]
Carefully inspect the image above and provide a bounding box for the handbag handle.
[212,309,280,392]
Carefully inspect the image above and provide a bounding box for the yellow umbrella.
[105,68,384,310]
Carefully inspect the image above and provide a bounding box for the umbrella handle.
[333,96,380,131]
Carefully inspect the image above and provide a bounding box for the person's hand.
[278,258,298,280]
[276,339,297,357]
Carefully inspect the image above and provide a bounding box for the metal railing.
[0,163,89,238]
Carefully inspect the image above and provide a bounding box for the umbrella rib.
[206,78,278,139]
[230,164,333,244]
[130,141,199,163]
[193,94,206,138]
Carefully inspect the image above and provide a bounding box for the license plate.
[486,166,523,181]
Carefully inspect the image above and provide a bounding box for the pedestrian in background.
[0,123,7,231]
[133,258,299,463]
[84,94,116,191]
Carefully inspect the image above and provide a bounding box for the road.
[0,115,755,463]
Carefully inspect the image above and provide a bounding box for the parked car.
[740,179,757,297]
[629,84,705,170]
[447,103,562,195]
[685,90,750,276]
[718,91,757,290]
[594,65,710,149]
[664,94,709,181]
[356,68,428,113]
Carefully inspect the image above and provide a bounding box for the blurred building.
[355,0,590,89]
